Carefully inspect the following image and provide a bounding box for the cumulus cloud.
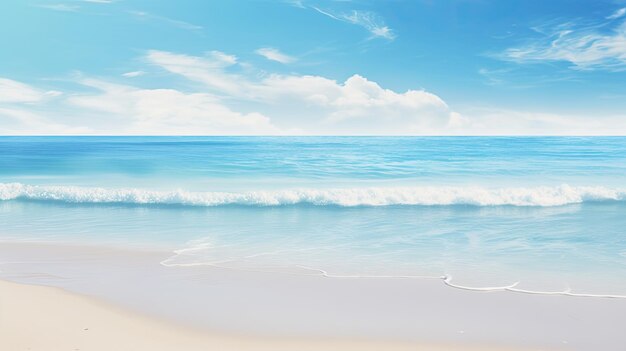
[146,50,455,134]
[0,76,281,135]
[66,79,282,135]
[0,46,461,135]
[255,47,296,64]
[255,74,452,133]
[498,9,626,71]
[3,68,626,135]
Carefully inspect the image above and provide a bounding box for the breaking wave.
[1,182,625,207]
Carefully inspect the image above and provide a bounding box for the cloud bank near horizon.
[1,49,625,136]
[0,49,456,135]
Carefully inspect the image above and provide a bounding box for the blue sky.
[1,0,626,135]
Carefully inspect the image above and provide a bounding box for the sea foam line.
[304,271,626,298]
[1,182,625,207]
[443,277,626,299]
[160,252,626,299]
[160,242,626,299]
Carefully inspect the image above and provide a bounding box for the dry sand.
[0,279,527,351]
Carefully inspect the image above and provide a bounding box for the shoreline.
[2,241,626,350]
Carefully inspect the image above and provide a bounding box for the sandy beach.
[0,278,535,351]
[1,242,625,350]
[4,0,626,347]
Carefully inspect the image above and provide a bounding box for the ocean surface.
[1,136,626,296]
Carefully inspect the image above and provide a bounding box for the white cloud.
[0,79,84,134]
[122,71,146,78]
[146,50,244,95]
[312,7,395,40]
[341,10,396,40]
[254,74,453,133]
[499,10,626,70]
[255,48,296,64]
[0,107,90,135]
[0,76,282,135]
[0,78,60,103]
[146,50,454,134]
[65,79,282,135]
[370,25,394,40]
[83,0,114,3]
[0,46,457,135]
[452,108,626,136]
[6,48,625,135]
[207,51,238,66]
[142,50,626,135]
[607,8,626,20]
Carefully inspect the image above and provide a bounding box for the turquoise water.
[1,137,626,295]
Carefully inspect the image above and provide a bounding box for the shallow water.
[1,136,626,295]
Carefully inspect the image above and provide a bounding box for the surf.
[1,182,624,207]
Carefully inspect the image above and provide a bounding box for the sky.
[1,0,626,135]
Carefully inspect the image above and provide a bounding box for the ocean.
[1,136,626,296]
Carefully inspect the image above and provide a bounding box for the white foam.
[160,249,626,299]
[442,276,520,291]
[1,182,625,207]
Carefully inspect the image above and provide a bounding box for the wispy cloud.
[34,3,80,12]
[478,67,580,88]
[0,78,61,103]
[477,68,507,86]
[129,10,203,31]
[255,48,296,64]
[284,0,395,40]
[607,8,626,20]
[146,50,242,95]
[285,0,305,9]
[0,78,81,134]
[497,9,626,71]
[312,7,396,40]
[121,71,145,78]
[0,76,274,135]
